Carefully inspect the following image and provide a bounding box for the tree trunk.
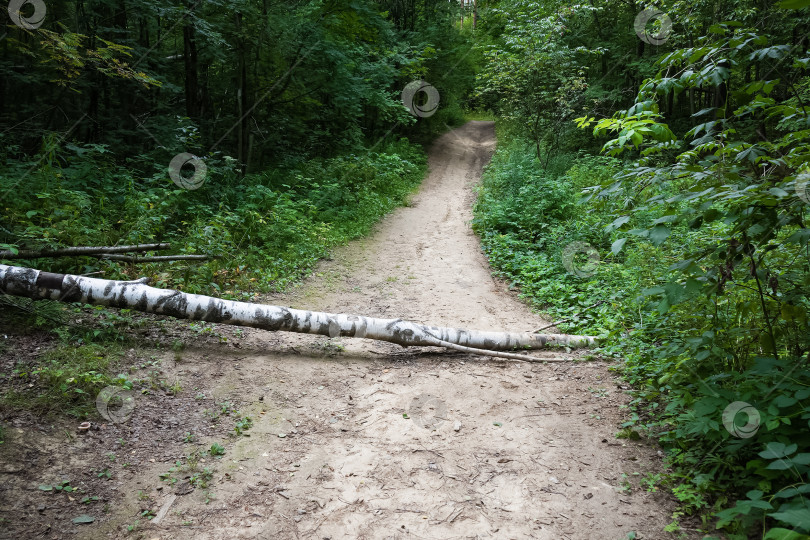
[235,11,249,169]
[183,0,199,119]
[0,265,599,353]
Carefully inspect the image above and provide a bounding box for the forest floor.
[0,122,700,539]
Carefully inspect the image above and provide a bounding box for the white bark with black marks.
[0,264,599,353]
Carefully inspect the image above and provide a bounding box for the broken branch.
[0,243,170,260]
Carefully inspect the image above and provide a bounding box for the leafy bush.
[474,121,810,537]
[0,137,426,296]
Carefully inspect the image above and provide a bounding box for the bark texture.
[0,264,599,352]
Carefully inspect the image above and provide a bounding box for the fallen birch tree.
[0,264,599,360]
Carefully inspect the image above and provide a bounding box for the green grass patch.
[0,137,428,298]
[1,342,122,418]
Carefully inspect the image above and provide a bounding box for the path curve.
[81,121,688,539]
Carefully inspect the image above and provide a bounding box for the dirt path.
[1,122,688,539]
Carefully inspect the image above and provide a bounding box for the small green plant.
[97,469,111,479]
[167,379,182,395]
[617,473,632,494]
[189,468,213,489]
[314,339,346,356]
[125,520,139,533]
[233,416,253,436]
[140,509,156,520]
[80,495,99,504]
[209,443,225,456]
[219,401,234,415]
[185,450,200,471]
[615,428,641,440]
[159,474,177,485]
[113,373,134,390]
[587,387,608,398]
[641,473,663,493]
[183,431,195,443]
[39,480,74,492]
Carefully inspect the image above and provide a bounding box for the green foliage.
[0,0,473,165]
[1,343,121,418]
[233,416,253,436]
[475,0,810,535]
[476,113,809,536]
[38,480,74,492]
[473,128,632,337]
[208,443,225,457]
[474,0,597,162]
[0,138,426,295]
[574,10,810,537]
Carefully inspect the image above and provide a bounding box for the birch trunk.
[0,264,599,352]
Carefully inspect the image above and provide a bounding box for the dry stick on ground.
[99,254,209,263]
[0,264,600,356]
[0,243,170,259]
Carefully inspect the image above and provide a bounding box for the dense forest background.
[1,0,476,292]
[1,0,809,537]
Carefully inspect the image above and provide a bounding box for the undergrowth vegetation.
[2,343,122,418]
[474,121,810,538]
[0,137,426,296]
[473,0,810,536]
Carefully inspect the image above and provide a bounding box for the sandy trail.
[289,121,538,333]
[41,121,687,539]
[141,121,681,539]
